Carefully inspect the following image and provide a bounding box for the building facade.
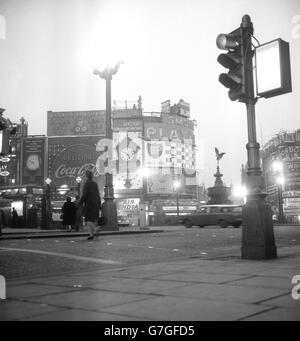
[262,130,300,223]
[0,98,200,227]
[46,98,199,226]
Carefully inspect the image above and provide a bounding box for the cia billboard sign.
[255,38,292,98]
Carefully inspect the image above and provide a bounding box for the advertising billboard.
[144,114,194,141]
[284,161,300,187]
[147,173,177,195]
[113,131,143,191]
[112,108,141,119]
[48,136,105,195]
[144,114,195,171]
[22,137,45,186]
[47,110,106,137]
[113,118,142,132]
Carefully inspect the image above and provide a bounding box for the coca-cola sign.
[52,144,100,188]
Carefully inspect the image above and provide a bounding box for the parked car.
[178,204,243,228]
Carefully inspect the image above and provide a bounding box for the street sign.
[255,38,292,98]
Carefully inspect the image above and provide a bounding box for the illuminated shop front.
[0,185,43,228]
[262,130,300,223]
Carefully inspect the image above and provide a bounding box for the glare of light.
[272,161,283,173]
[174,181,180,189]
[78,7,144,71]
[58,184,69,195]
[276,176,285,185]
[233,185,247,204]
[233,185,247,197]
[137,167,151,178]
[256,40,281,94]
[45,178,52,185]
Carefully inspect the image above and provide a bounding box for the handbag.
[98,215,105,226]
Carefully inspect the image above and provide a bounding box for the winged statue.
[215,147,226,166]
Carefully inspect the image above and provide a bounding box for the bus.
[148,198,202,226]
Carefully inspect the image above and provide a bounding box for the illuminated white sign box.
[255,39,292,98]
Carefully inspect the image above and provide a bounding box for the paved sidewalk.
[0,225,171,240]
[1,245,299,321]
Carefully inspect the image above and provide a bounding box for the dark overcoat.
[62,201,76,226]
[79,179,101,222]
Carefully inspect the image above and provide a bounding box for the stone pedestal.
[101,173,119,231]
[207,166,232,204]
[242,194,277,259]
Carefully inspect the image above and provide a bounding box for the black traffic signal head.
[216,29,246,102]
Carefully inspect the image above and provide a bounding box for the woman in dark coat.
[79,170,101,240]
[62,197,76,232]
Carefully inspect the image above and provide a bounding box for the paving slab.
[101,295,270,321]
[150,271,246,284]
[19,309,142,321]
[100,268,179,279]
[242,307,300,321]
[26,289,155,311]
[259,294,300,309]
[89,278,189,295]
[29,274,115,287]
[0,299,64,321]
[7,283,80,299]
[176,264,270,276]
[156,282,289,304]
[228,276,295,289]
[252,268,300,278]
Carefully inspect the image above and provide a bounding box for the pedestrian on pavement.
[61,197,76,232]
[73,195,83,232]
[79,170,101,240]
[11,207,18,228]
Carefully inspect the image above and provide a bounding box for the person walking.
[73,195,83,232]
[79,170,101,240]
[11,207,18,228]
[61,197,76,232]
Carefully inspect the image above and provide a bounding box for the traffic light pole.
[241,15,277,259]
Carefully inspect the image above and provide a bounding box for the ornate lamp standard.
[273,161,285,224]
[93,62,123,231]
[174,180,181,216]
[76,176,82,196]
[41,177,52,229]
[139,167,150,230]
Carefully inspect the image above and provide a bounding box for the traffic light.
[216,28,247,102]
[0,129,10,155]
[0,111,18,155]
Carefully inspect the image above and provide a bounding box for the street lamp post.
[41,178,52,230]
[93,62,123,231]
[273,161,285,224]
[174,180,180,216]
[139,167,149,230]
[276,178,285,224]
